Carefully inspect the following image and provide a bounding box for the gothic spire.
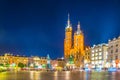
[77,21,80,31]
[67,13,71,28]
[77,21,81,34]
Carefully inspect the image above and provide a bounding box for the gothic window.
[76,39,78,46]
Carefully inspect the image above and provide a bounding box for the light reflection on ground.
[0,71,120,80]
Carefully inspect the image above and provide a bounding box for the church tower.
[64,15,85,68]
[73,22,84,67]
[64,14,72,59]
[74,22,84,53]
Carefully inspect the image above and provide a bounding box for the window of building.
[110,57,112,62]
[96,61,98,64]
[76,39,78,46]
[99,49,102,51]
[96,57,97,59]
[92,50,94,53]
[96,53,98,56]
[116,49,118,52]
[76,43,78,46]
[99,61,102,64]
[96,49,98,52]
[99,56,102,59]
[92,58,94,60]
[88,56,90,59]
[115,56,118,59]
[111,50,113,53]
[99,52,102,55]
[106,55,107,59]
[92,54,94,56]
[116,44,118,47]
[92,62,94,64]
[111,46,113,48]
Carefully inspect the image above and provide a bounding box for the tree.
[69,55,74,64]
[18,63,25,68]
[0,64,4,66]
[5,63,10,67]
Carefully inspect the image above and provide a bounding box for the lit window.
[99,57,102,59]
[96,57,97,59]
[106,56,107,59]
[92,50,94,53]
[96,61,98,64]
[99,52,102,55]
[92,62,94,64]
[92,58,94,60]
[92,54,94,56]
[96,49,98,52]
[106,52,108,55]
[99,49,102,51]
[99,61,101,64]
[96,53,98,56]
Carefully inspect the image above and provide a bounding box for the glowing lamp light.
[61,57,64,60]
[38,65,42,69]
[118,63,120,68]
[55,64,57,67]
[113,63,116,67]
[66,63,69,66]
[30,63,34,67]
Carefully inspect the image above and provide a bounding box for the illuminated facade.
[64,14,84,67]
[0,53,28,66]
[108,36,120,68]
[84,46,91,64]
[57,58,65,69]
[29,56,47,68]
[0,53,49,69]
[91,44,108,68]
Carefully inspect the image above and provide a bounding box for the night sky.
[0,0,120,59]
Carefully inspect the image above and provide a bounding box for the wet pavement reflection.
[0,71,120,80]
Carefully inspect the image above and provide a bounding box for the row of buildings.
[64,14,120,69]
[89,37,120,68]
[0,53,65,70]
[0,54,28,67]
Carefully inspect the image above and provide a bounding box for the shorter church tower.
[73,22,84,67]
[74,22,84,53]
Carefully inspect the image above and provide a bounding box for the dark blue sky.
[0,0,120,59]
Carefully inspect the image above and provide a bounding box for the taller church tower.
[64,14,72,59]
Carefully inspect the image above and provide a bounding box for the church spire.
[77,21,81,34]
[67,13,71,28]
[77,21,80,31]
